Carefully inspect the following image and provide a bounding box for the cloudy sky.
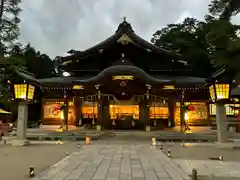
[19,0,240,58]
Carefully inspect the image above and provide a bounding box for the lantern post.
[209,81,231,142]
[11,83,36,145]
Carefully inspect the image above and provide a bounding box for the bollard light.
[219,156,223,161]
[192,168,197,180]
[159,144,163,150]
[29,167,35,177]
[152,137,156,146]
[167,149,171,158]
[56,140,63,145]
[85,136,91,145]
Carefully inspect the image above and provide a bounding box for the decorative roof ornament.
[116,16,134,33]
[117,33,133,45]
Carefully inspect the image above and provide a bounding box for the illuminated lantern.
[53,104,59,112]
[188,105,195,111]
[14,84,35,100]
[209,82,231,102]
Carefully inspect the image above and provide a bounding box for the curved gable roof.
[61,19,180,63]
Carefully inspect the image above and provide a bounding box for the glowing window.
[209,104,240,116]
[27,85,35,100]
[215,84,230,99]
[14,84,27,99]
[82,102,98,118]
[109,105,139,119]
[175,102,208,124]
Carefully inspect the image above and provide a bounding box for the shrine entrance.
[109,104,140,129]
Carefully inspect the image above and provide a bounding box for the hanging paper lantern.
[183,105,195,112]
[188,105,195,111]
[53,104,60,112]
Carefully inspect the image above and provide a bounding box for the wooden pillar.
[95,85,105,130]
[97,98,103,127]
[139,100,149,128]
[168,97,175,127]
[63,89,69,131]
[74,97,83,126]
[140,84,151,130]
[180,90,185,132]
[101,98,110,129]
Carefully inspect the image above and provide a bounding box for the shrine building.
[37,19,239,130]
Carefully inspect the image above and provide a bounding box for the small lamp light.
[159,144,163,150]
[219,156,223,161]
[192,168,197,180]
[167,149,171,158]
[85,136,91,145]
[29,167,35,177]
[152,137,156,146]
[77,144,81,148]
[56,140,63,145]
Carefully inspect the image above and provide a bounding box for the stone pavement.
[174,159,240,178]
[32,144,190,180]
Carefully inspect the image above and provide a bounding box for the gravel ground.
[162,143,240,161]
[0,141,82,180]
[162,143,240,180]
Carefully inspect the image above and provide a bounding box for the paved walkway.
[174,159,240,178]
[32,144,190,180]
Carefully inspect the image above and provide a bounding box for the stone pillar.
[216,102,228,142]
[12,102,30,146]
[63,89,69,131]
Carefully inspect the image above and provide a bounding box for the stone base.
[11,139,30,146]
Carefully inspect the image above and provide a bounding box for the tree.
[151,17,214,77]
[23,43,56,78]
[208,0,240,80]
[0,0,22,53]
[209,0,240,20]
[206,19,240,79]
